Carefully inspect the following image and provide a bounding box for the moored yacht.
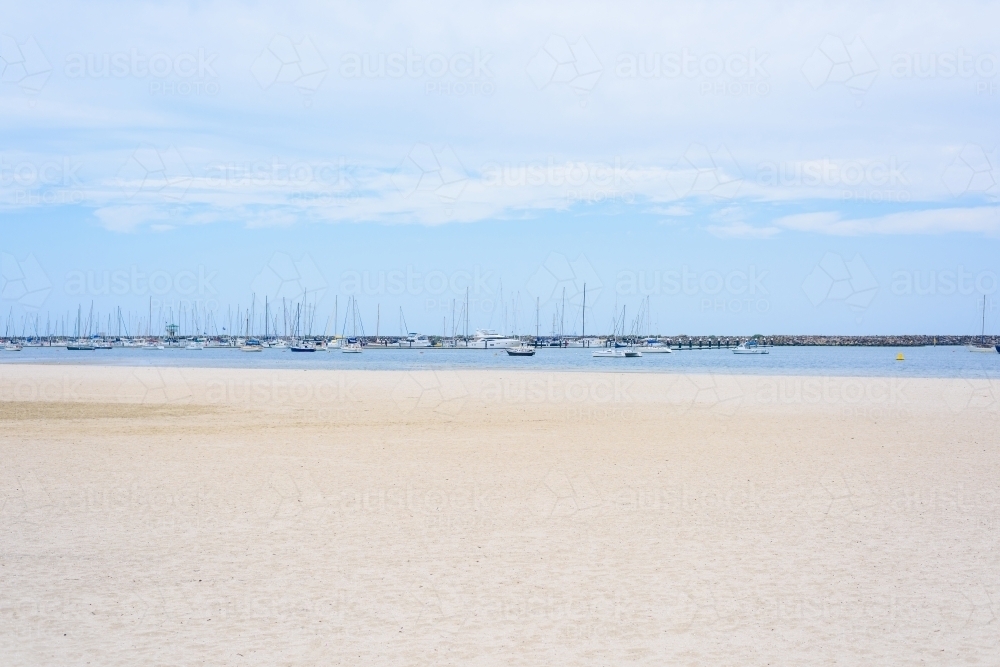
[241,338,263,352]
[398,332,433,348]
[291,339,324,352]
[341,339,363,353]
[733,340,769,354]
[470,329,519,349]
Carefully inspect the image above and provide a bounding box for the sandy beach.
[1,363,998,665]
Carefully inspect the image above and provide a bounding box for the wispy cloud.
[774,207,1000,235]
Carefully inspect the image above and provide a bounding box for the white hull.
[470,339,519,349]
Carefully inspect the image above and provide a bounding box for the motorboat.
[4,342,22,351]
[733,340,769,354]
[341,341,363,353]
[399,332,433,348]
[623,348,643,357]
[95,341,114,350]
[470,329,519,349]
[66,340,95,351]
[593,349,626,358]
[291,340,324,352]
[185,341,204,350]
[506,345,536,356]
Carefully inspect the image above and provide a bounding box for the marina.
[1,339,996,378]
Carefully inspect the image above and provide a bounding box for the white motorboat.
[4,342,22,351]
[593,349,626,358]
[291,340,324,352]
[733,340,769,354]
[399,332,433,348]
[185,342,204,350]
[623,348,642,357]
[341,342,363,353]
[470,329,519,349]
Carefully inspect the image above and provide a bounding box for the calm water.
[1,345,998,378]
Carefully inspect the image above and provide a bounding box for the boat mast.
[982,294,987,343]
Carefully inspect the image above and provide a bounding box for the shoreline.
[1,363,997,417]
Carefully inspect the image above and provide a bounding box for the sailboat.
[67,305,96,350]
[968,295,994,352]
[341,297,364,353]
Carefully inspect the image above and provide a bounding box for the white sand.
[1,364,998,665]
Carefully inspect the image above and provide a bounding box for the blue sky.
[1,1,999,336]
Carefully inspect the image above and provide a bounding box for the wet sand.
[1,364,998,665]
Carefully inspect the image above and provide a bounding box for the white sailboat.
[340,297,364,353]
[968,295,994,352]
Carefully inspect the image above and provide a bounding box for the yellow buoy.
[896,352,904,361]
